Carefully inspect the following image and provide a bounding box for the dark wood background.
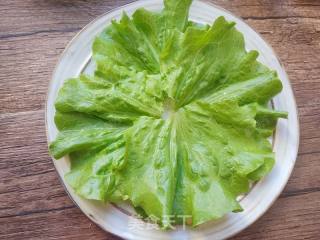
[1,0,319,239]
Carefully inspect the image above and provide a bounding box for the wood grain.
[0,0,319,239]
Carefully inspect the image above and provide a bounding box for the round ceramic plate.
[46,0,299,239]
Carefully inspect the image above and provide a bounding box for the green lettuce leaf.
[163,16,274,107]
[54,74,162,123]
[171,101,277,225]
[49,0,287,227]
[120,117,178,227]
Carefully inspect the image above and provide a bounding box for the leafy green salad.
[49,0,287,228]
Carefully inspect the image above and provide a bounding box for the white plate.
[46,0,299,239]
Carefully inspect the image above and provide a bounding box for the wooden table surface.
[1,0,320,239]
